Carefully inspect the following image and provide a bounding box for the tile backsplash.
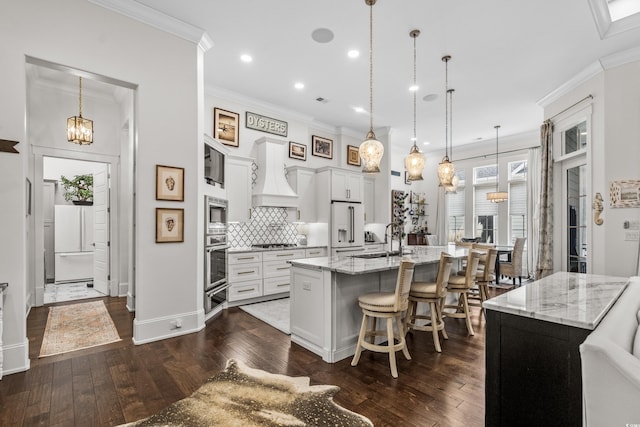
[228,206,299,247]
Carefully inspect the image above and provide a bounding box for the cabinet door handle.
[238,270,255,275]
[276,283,288,287]
[277,253,294,257]
[276,266,289,271]
[237,256,255,260]
[238,288,256,293]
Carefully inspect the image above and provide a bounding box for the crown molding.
[600,45,640,69]
[88,0,213,51]
[536,61,603,108]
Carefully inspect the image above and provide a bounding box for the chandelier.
[358,0,384,174]
[486,125,508,203]
[404,29,425,181]
[67,76,93,145]
[437,56,455,187]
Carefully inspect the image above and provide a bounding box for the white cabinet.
[228,251,263,302]
[262,248,305,296]
[226,155,254,223]
[363,177,375,223]
[363,243,384,253]
[329,168,362,202]
[286,166,316,222]
[305,247,328,258]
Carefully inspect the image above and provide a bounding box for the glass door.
[564,159,588,273]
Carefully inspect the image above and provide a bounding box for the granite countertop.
[482,271,629,330]
[289,245,467,275]
[228,245,326,254]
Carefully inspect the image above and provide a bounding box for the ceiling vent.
[252,137,298,208]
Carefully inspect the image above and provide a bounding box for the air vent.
[315,97,329,104]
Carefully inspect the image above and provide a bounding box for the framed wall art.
[312,135,333,159]
[289,141,306,161]
[214,108,239,147]
[156,208,184,243]
[609,180,640,207]
[156,165,184,201]
[347,145,360,166]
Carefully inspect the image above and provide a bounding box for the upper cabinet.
[226,155,254,223]
[286,166,316,222]
[363,177,375,223]
[324,168,362,202]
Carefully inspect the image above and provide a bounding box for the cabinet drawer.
[228,262,262,282]
[228,279,263,302]
[228,252,263,264]
[364,244,384,253]
[305,247,327,258]
[263,260,292,278]
[263,276,290,296]
[262,249,305,262]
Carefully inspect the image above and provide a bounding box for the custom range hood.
[252,137,298,208]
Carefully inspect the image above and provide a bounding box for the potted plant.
[60,174,93,205]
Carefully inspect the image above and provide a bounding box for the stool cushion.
[448,275,467,288]
[358,292,397,312]
[409,281,444,298]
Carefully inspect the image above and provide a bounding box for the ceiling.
[37,1,640,153]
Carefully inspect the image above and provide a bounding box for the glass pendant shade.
[438,155,455,187]
[359,130,384,173]
[67,77,93,145]
[446,174,459,193]
[405,143,425,181]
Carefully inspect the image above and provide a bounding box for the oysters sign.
[245,111,288,137]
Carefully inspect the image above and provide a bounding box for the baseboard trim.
[132,309,204,345]
[1,338,30,377]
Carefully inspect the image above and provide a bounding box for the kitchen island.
[482,272,629,427]
[288,245,467,363]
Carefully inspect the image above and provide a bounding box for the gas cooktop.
[252,243,298,249]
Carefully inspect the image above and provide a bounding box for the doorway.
[42,157,110,304]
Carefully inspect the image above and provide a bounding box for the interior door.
[93,164,110,295]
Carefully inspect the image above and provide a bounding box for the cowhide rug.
[121,358,373,426]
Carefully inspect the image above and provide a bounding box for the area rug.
[39,300,121,357]
[240,297,290,335]
[120,358,373,427]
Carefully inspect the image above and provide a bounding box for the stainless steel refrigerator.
[54,205,94,282]
[331,201,364,256]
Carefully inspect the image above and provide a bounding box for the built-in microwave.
[206,196,227,235]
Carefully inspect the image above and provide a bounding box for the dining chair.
[499,237,526,286]
[403,253,453,352]
[444,250,482,336]
[468,248,498,316]
[351,258,416,378]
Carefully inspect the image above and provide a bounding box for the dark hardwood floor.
[0,288,507,426]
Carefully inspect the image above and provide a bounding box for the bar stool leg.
[386,317,398,378]
[429,301,441,353]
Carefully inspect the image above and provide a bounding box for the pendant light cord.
[369,2,374,132]
[448,88,454,161]
[495,125,501,192]
[78,77,83,118]
[412,32,417,147]
[444,57,450,159]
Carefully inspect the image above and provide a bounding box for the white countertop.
[289,245,467,275]
[228,245,325,254]
[482,271,629,330]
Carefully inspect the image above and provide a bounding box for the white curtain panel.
[527,147,541,279]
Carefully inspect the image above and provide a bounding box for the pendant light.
[486,125,508,203]
[404,29,425,181]
[444,87,459,193]
[437,56,455,187]
[358,0,384,174]
[67,76,93,145]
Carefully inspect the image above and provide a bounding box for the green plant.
[60,174,93,203]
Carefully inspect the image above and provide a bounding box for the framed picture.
[610,180,640,207]
[156,208,184,243]
[312,135,333,159]
[347,145,361,166]
[214,108,239,147]
[289,141,306,161]
[404,171,411,185]
[156,165,184,201]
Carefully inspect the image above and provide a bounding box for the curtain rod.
[548,94,593,121]
[453,145,540,163]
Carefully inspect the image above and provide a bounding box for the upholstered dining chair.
[499,237,526,286]
[351,258,416,378]
[403,253,453,352]
[443,251,482,336]
[457,242,495,276]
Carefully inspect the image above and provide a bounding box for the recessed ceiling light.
[409,84,419,92]
[294,82,304,90]
[422,141,430,146]
[354,107,365,113]
[311,28,334,43]
[240,54,253,63]
[348,50,360,58]
[423,93,437,102]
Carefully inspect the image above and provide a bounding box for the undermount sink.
[352,251,400,259]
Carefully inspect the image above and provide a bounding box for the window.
[567,164,588,273]
[509,160,527,241]
[474,165,498,243]
[447,171,465,242]
[562,121,587,156]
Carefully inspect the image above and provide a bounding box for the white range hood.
[252,137,298,208]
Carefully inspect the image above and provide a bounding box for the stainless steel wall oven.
[204,196,229,314]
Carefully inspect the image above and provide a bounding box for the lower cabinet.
[229,248,324,304]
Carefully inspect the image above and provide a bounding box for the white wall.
[0,0,204,375]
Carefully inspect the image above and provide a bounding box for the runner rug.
[121,358,373,427]
[39,300,121,357]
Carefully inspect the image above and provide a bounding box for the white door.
[93,164,110,295]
